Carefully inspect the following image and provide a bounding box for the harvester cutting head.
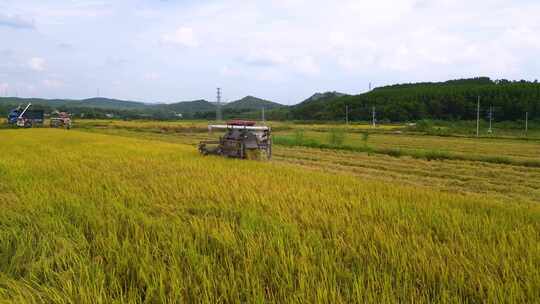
[199,120,272,160]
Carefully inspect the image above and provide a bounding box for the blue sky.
[0,0,539,104]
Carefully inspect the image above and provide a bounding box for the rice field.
[277,130,540,162]
[77,119,540,162]
[1,125,539,303]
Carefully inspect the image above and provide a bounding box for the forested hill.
[290,77,540,121]
[224,96,283,110]
[289,92,348,120]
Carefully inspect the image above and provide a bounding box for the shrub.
[415,119,434,132]
[294,129,305,144]
[328,128,346,146]
[361,131,370,147]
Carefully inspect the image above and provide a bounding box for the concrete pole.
[372,106,376,127]
[476,96,480,137]
[525,112,528,135]
[488,106,493,134]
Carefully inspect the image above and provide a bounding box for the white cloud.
[220,66,244,77]
[0,13,35,29]
[292,56,320,76]
[2,0,540,102]
[0,82,9,94]
[240,49,319,76]
[43,79,63,88]
[28,57,46,71]
[144,72,160,80]
[161,27,199,47]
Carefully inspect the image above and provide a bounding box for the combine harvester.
[199,120,272,160]
[50,111,72,129]
[7,103,44,128]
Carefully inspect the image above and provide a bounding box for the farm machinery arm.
[16,103,33,127]
[18,103,32,120]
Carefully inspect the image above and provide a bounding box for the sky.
[0,0,539,105]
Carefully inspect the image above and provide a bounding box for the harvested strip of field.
[1,129,539,303]
[273,147,540,204]
[278,131,540,161]
[367,133,540,161]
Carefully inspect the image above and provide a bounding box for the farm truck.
[7,103,44,128]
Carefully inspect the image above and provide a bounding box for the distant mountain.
[0,97,149,110]
[162,100,216,113]
[224,96,283,110]
[160,96,283,115]
[0,95,283,118]
[300,92,348,104]
[72,98,148,110]
[290,91,348,120]
[0,97,76,108]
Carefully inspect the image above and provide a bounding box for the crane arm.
[18,103,32,119]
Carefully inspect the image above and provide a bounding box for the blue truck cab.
[7,108,21,124]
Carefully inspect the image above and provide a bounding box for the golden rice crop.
[0,129,539,303]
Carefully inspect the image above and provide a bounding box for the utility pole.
[525,111,529,135]
[476,96,480,137]
[488,105,493,134]
[262,107,265,122]
[345,105,349,125]
[369,82,372,91]
[372,106,376,127]
[216,87,222,121]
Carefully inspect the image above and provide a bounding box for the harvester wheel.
[198,144,208,156]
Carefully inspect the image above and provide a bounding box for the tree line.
[288,77,540,122]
